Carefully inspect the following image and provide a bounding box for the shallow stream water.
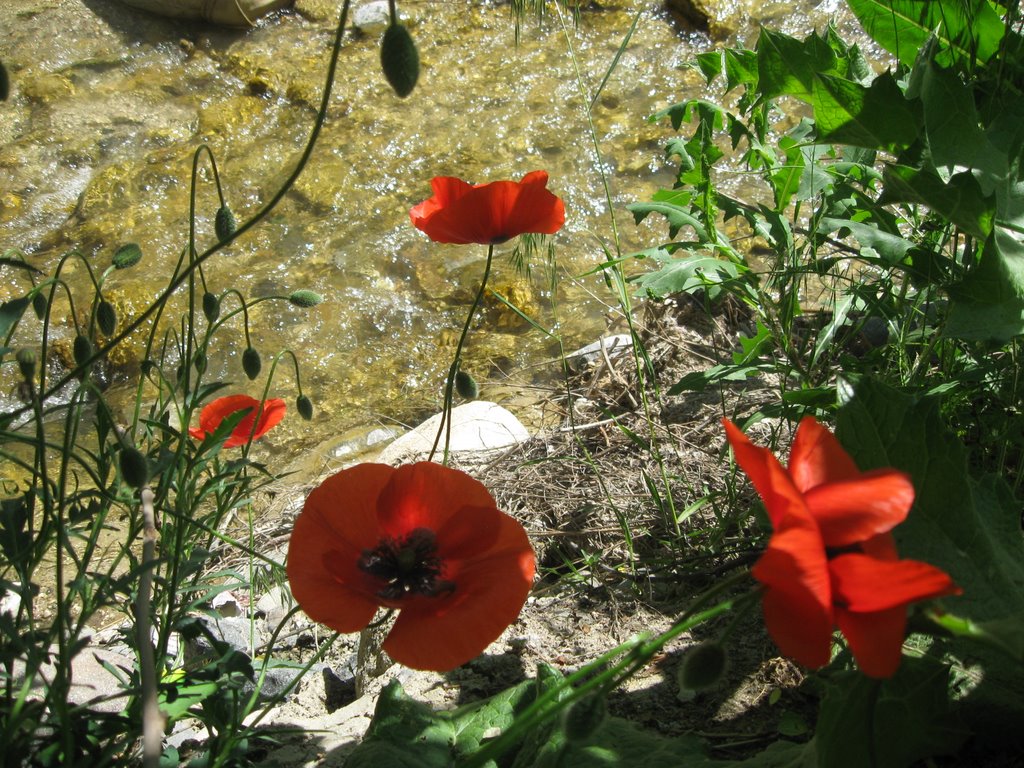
[0,0,868,461]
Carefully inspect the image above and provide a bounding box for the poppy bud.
[119,446,149,489]
[455,369,478,400]
[194,351,207,375]
[0,61,8,102]
[562,694,606,742]
[72,335,93,367]
[32,291,48,320]
[97,300,117,336]
[242,346,261,380]
[380,22,419,98]
[215,205,237,242]
[202,291,221,323]
[677,640,727,693]
[16,349,36,381]
[112,243,142,269]
[141,359,156,377]
[288,290,323,308]
[297,394,314,420]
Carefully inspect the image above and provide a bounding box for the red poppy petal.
[861,532,898,560]
[375,462,498,539]
[830,553,961,613]
[409,172,564,244]
[433,504,504,561]
[835,604,908,678]
[751,518,833,669]
[723,419,807,528]
[286,467,397,632]
[501,171,565,240]
[788,416,861,492]
[199,394,256,433]
[803,469,915,547]
[252,398,287,439]
[383,544,534,671]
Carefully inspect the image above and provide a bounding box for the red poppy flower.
[188,395,286,448]
[724,417,961,678]
[286,462,535,672]
[409,170,566,245]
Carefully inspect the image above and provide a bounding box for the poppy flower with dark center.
[188,395,286,448]
[724,417,961,678]
[409,170,566,245]
[286,462,535,672]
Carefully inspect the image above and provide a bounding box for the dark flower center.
[358,527,454,601]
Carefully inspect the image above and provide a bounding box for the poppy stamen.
[358,527,454,600]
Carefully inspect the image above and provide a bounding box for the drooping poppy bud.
[120,446,150,489]
[112,243,142,269]
[242,346,261,380]
[455,369,478,400]
[380,22,419,98]
[288,290,323,308]
[202,291,221,323]
[73,335,93,366]
[677,640,728,692]
[16,349,36,382]
[97,300,117,336]
[194,351,207,375]
[215,205,237,242]
[32,291,48,320]
[296,394,314,420]
[0,61,9,102]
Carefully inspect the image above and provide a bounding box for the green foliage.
[836,376,1024,751]
[813,659,968,767]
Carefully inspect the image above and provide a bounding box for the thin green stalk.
[429,244,495,463]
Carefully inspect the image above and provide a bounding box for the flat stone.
[376,401,529,465]
[351,0,391,34]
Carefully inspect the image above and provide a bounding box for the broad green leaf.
[723,48,758,92]
[756,28,839,100]
[835,377,1024,751]
[880,162,994,240]
[946,152,1024,340]
[845,0,1005,68]
[771,137,804,210]
[812,72,919,151]
[0,296,30,341]
[632,252,747,299]
[348,673,545,768]
[667,363,769,395]
[817,216,917,264]
[815,660,967,768]
[920,63,1004,182]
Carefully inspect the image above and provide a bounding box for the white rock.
[377,401,529,465]
[351,0,392,34]
[564,334,633,369]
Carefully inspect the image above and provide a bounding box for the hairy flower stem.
[429,244,495,463]
[459,572,755,768]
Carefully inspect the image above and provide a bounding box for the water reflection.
[0,0,866,457]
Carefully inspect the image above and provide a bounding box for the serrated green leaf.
[757,28,839,100]
[817,216,916,263]
[633,252,747,300]
[812,72,920,151]
[845,0,1004,67]
[626,202,708,241]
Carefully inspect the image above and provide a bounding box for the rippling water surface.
[0,0,869,458]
